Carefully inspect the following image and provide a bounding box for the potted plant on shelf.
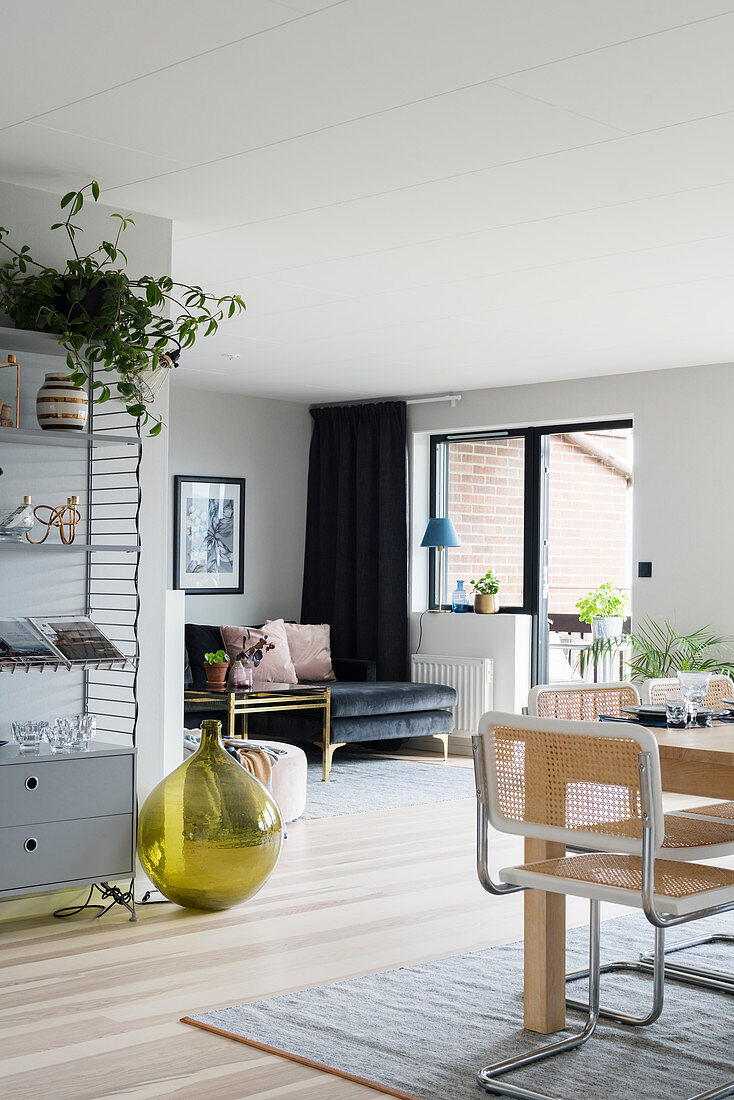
[0,180,245,435]
[576,582,628,640]
[203,650,230,690]
[471,569,500,614]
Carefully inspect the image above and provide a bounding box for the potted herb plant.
[576,582,628,640]
[0,181,246,435]
[471,569,500,614]
[203,650,230,690]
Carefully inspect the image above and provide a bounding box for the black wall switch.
[638,561,653,578]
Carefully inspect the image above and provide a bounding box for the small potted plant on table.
[471,569,500,614]
[576,582,628,640]
[203,649,230,690]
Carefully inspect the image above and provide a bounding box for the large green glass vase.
[137,719,283,910]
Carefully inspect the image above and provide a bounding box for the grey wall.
[167,384,311,627]
[408,360,734,636]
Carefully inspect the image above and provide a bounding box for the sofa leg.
[433,733,449,762]
[313,738,346,782]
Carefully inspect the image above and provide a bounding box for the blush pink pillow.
[275,622,336,682]
[220,619,297,685]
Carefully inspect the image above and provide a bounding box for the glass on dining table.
[676,670,711,726]
[665,698,687,729]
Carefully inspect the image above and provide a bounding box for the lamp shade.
[420,517,461,548]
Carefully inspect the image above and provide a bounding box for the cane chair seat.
[644,675,734,707]
[660,812,734,860]
[530,681,639,721]
[501,852,734,917]
[679,801,734,823]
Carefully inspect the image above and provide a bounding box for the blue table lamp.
[420,517,461,612]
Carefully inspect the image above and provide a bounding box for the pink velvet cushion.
[277,621,336,683]
[220,619,297,685]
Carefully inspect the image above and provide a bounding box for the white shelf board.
[0,541,140,554]
[0,325,65,359]
[0,427,140,449]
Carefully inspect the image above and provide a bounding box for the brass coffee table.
[184,683,335,780]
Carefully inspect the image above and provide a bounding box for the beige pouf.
[250,739,308,823]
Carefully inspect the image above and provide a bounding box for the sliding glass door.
[428,419,633,684]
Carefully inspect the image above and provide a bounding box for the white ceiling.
[3,1,734,402]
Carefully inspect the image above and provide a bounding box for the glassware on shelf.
[676,671,712,726]
[49,714,96,751]
[0,496,35,542]
[11,720,50,752]
[48,719,75,753]
[451,580,471,613]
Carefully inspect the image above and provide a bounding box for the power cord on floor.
[54,879,137,921]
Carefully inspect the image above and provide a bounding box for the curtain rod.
[405,394,462,407]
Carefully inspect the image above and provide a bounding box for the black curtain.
[301,402,408,681]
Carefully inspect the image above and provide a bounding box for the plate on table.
[621,704,733,727]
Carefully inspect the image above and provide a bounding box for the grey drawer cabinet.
[0,741,136,899]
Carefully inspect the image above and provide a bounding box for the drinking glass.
[665,699,687,729]
[676,671,711,726]
[11,721,49,752]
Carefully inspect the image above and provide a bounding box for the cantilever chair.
[644,675,734,707]
[529,681,640,720]
[472,711,734,1100]
[530,681,734,1014]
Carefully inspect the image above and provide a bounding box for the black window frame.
[429,428,533,614]
[428,418,633,682]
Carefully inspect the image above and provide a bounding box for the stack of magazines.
[0,616,127,671]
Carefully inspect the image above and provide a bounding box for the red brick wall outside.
[444,431,631,612]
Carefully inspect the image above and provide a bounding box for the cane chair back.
[644,675,734,707]
[529,681,640,720]
[476,711,664,854]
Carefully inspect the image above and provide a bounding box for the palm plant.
[626,619,734,682]
[577,618,734,682]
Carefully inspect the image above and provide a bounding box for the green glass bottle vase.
[137,719,283,910]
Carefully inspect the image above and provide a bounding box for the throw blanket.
[234,745,272,787]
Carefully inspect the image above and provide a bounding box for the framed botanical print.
[173,476,245,594]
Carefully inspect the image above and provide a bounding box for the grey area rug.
[185,911,734,1100]
[302,751,475,819]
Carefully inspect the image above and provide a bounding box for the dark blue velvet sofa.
[184,623,457,778]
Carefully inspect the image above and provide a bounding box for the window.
[429,420,633,684]
[430,430,532,612]
[444,435,526,607]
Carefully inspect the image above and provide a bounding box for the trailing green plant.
[577,618,734,681]
[203,650,229,665]
[575,581,628,625]
[471,569,500,595]
[0,181,245,435]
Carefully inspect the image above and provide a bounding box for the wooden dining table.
[524,721,734,1034]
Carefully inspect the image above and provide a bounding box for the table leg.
[523,837,566,1033]
[227,693,235,739]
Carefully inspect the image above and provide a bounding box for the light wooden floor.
[0,755,715,1100]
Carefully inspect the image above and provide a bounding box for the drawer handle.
[25,776,39,791]
[24,838,38,853]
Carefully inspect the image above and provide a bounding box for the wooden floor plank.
[0,765,716,1099]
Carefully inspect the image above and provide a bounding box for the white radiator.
[411,654,493,737]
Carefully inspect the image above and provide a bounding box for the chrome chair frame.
[472,732,734,1100]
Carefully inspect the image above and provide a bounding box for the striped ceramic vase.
[36,374,88,431]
